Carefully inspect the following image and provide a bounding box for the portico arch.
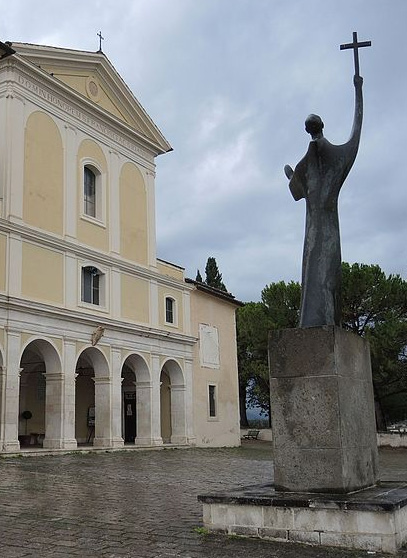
[19,339,62,448]
[160,359,187,445]
[75,346,111,447]
[121,354,152,445]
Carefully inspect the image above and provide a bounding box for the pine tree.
[204,257,227,292]
[195,269,203,282]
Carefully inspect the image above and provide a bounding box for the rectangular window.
[84,167,96,218]
[165,297,174,323]
[208,384,217,418]
[82,266,100,305]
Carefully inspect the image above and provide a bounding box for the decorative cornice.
[0,219,192,292]
[0,295,197,346]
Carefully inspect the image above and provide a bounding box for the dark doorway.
[123,392,136,443]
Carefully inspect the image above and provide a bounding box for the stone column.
[0,366,5,448]
[42,372,65,449]
[134,380,153,446]
[150,355,163,446]
[170,384,187,445]
[62,340,78,449]
[110,348,124,448]
[269,325,379,493]
[93,376,113,448]
[3,331,21,451]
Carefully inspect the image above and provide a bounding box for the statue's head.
[305,114,324,137]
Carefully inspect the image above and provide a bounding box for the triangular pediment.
[11,42,172,154]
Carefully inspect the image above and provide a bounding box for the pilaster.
[2,330,22,451]
[64,125,78,241]
[184,358,196,445]
[4,90,25,223]
[109,150,121,255]
[145,170,157,267]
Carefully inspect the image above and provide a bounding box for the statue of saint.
[284,74,364,327]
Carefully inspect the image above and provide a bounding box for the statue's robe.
[289,137,358,327]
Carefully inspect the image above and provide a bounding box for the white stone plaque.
[199,324,220,369]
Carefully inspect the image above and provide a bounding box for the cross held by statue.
[340,31,371,77]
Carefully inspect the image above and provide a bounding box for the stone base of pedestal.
[199,482,407,554]
[269,326,379,493]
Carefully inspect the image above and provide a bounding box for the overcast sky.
[1,1,406,302]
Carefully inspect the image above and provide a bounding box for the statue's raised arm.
[343,74,364,174]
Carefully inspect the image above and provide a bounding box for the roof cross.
[97,31,104,53]
[340,31,371,76]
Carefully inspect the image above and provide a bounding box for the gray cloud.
[2,0,406,302]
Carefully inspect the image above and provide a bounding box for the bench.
[243,429,260,440]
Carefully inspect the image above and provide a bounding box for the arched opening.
[75,347,111,447]
[160,360,187,445]
[122,366,136,443]
[75,352,95,445]
[121,354,151,445]
[19,339,62,447]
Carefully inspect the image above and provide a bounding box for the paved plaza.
[0,441,406,557]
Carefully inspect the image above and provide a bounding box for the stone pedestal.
[269,325,378,493]
[198,325,399,553]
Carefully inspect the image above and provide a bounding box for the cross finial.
[97,31,104,53]
[340,31,371,77]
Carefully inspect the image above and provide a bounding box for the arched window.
[83,163,104,222]
[81,266,102,305]
[84,166,96,217]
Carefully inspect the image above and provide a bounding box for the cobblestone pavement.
[0,442,406,557]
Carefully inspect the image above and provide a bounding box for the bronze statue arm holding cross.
[340,32,372,165]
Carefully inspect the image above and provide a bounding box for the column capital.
[93,376,111,384]
[43,372,64,381]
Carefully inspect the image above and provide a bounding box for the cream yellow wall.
[119,162,148,265]
[158,286,184,331]
[190,289,240,447]
[121,273,149,324]
[157,260,184,281]
[23,111,64,235]
[21,242,64,304]
[77,139,109,252]
[0,234,7,292]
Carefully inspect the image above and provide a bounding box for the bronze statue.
[284,33,371,327]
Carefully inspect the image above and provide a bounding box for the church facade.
[0,41,241,452]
